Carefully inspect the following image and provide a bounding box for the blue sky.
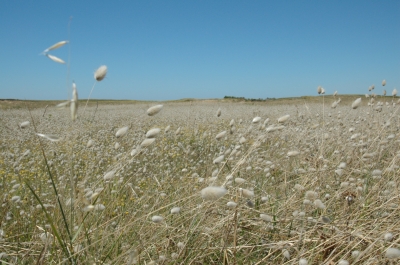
[1,1,399,100]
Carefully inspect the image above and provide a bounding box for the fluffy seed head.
[141,138,156,148]
[201,186,227,201]
[240,188,254,198]
[215,131,227,140]
[116,126,129,138]
[287,151,300,157]
[382,79,386,86]
[83,205,95,212]
[314,199,325,209]
[146,128,161,138]
[170,207,181,214]
[147,105,163,116]
[103,170,116,181]
[36,133,60,142]
[226,201,237,208]
[20,121,30,129]
[56,101,70,108]
[299,258,308,265]
[46,54,65,64]
[43,40,68,53]
[94,65,108,81]
[386,248,400,259]
[260,214,273,222]
[392,88,397,97]
[216,108,221,117]
[278,114,290,123]
[213,155,224,164]
[352,98,362,109]
[384,232,393,241]
[71,82,78,121]
[87,139,94,148]
[235,178,246,184]
[151,215,164,223]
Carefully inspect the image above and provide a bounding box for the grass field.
[1,96,400,264]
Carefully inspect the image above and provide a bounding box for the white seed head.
[200,186,227,201]
[278,114,290,123]
[146,128,161,138]
[147,105,163,116]
[39,232,53,244]
[94,65,108,81]
[314,199,325,209]
[282,249,290,259]
[151,215,164,223]
[71,82,78,121]
[83,205,95,212]
[170,207,181,214]
[20,121,30,129]
[116,126,129,138]
[213,155,224,164]
[305,190,318,200]
[103,170,116,181]
[46,54,65,64]
[351,251,360,258]
[392,88,397,97]
[384,232,394,242]
[382,79,386,86]
[36,133,60,142]
[43,40,68,53]
[352,98,362,109]
[317,86,322,94]
[299,258,308,265]
[260,214,273,222]
[11,196,21,203]
[141,138,156,148]
[56,100,70,108]
[386,248,400,259]
[216,108,221,117]
[87,139,94,148]
[240,188,254,198]
[234,177,246,184]
[215,131,227,140]
[226,201,237,208]
[287,151,300,157]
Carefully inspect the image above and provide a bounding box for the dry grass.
[1,98,400,264]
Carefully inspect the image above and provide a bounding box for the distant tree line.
[224,96,276,101]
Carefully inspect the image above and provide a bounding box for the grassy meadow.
[1,95,400,264]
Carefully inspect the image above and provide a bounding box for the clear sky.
[1,1,399,101]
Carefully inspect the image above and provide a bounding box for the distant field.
[0,94,392,110]
[1,97,400,264]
